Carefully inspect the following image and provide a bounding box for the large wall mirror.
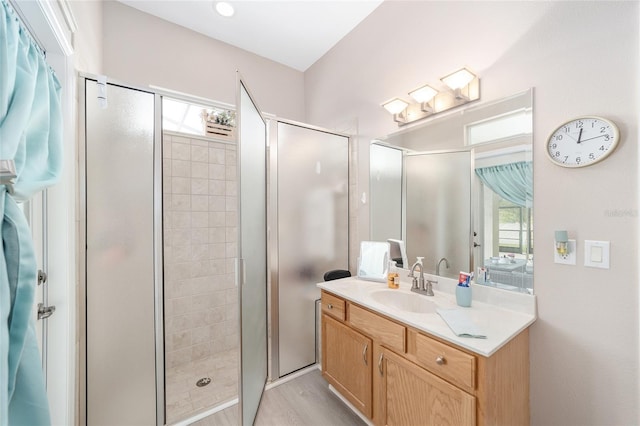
[370,89,533,294]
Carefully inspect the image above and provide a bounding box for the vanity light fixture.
[382,98,409,114]
[381,98,410,124]
[409,84,438,114]
[382,67,480,126]
[214,1,235,17]
[441,67,476,100]
[409,84,438,104]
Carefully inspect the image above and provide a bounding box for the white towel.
[436,308,487,339]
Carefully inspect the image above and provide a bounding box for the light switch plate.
[554,239,576,265]
[584,240,610,269]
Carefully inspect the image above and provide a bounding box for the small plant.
[201,108,235,128]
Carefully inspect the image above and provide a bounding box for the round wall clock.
[546,116,619,168]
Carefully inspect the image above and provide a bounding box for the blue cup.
[456,285,472,307]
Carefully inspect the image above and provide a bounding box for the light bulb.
[215,1,235,17]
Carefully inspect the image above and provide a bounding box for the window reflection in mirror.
[474,143,533,293]
[370,89,533,294]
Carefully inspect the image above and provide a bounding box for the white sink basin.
[370,290,437,314]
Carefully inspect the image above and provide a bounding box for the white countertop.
[317,277,537,357]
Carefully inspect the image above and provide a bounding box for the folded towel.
[436,308,487,339]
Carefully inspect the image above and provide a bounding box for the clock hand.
[577,128,583,144]
[580,134,606,143]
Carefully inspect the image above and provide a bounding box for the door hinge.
[38,269,47,285]
[37,303,55,320]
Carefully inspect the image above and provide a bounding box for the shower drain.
[196,377,212,387]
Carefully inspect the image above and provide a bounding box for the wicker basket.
[204,121,235,140]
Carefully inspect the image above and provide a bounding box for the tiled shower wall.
[162,131,239,371]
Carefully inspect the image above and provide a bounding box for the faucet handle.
[411,276,419,290]
[425,279,436,296]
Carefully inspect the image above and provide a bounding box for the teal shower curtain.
[475,161,533,208]
[1,1,63,424]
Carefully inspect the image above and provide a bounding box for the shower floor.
[165,348,238,424]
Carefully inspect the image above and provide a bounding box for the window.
[497,198,533,258]
[162,98,235,137]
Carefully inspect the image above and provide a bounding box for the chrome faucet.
[409,257,434,296]
[409,259,425,291]
[436,257,450,276]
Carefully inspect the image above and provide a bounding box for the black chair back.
[323,269,351,281]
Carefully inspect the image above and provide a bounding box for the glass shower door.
[237,75,268,426]
[84,80,158,425]
[405,151,472,278]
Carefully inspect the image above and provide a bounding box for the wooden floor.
[193,369,366,426]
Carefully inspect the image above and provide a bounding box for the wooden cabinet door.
[322,314,373,418]
[380,348,475,426]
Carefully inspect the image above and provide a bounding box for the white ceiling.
[117,0,383,72]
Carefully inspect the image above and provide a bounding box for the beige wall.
[69,0,103,73]
[305,1,639,425]
[101,1,305,121]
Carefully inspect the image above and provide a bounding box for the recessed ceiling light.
[215,1,235,18]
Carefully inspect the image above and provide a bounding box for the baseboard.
[328,384,374,426]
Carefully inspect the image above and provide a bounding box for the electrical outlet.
[554,239,576,265]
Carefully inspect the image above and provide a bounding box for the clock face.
[546,116,619,167]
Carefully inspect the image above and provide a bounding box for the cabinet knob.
[436,356,446,365]
[327,303,333,309]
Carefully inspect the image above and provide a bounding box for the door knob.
[37,303,55,320]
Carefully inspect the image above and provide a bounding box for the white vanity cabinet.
[321,290,530,426]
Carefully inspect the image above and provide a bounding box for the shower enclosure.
[80,74,268,425]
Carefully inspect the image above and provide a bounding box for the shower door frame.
[78,75,166,425]
[268,118,351,380]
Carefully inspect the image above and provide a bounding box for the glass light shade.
[441,68,476,90]
[409,85,438,103]
[382,98,409,115]
[215,1,235,17]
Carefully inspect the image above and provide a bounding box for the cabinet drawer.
[321,292,346,321]
[349,304,405,352]
[414,332,476,391]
